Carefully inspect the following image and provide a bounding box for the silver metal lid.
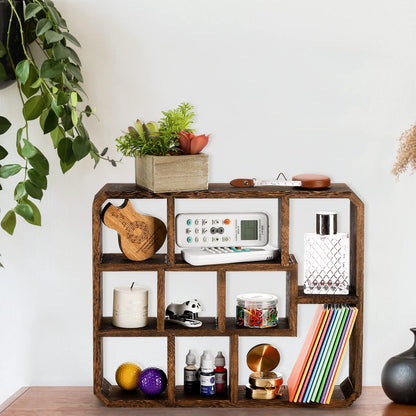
[316,212,337,235]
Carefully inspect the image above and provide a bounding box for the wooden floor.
[1,387,416,415]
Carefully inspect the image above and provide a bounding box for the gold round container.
[246,344,280,372]
[249,371,283,388]
[245,384,285,400]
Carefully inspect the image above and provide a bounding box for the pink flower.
[178,130,210,154]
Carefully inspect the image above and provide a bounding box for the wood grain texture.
[217,270,226,332]
[135,154,208,193]
[3,387,416,414]
[92,183,364,408]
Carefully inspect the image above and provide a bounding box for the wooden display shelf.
[92,183,364,408]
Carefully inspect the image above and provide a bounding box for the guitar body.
[101,199,167,261]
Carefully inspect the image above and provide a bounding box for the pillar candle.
[112,286,148,328]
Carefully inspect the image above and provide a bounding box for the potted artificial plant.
[0,0,116,245]
[116,102,210,193]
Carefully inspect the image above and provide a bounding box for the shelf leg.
[229,335,238,403]
[217,270,226,331]
[167,335,175,404]
[278,197,290,266]
[157,269,165,331]
[287,268,298,336]
[167,196,175,266]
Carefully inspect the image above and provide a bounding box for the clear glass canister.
[236,293,278,328]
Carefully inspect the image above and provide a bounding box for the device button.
[195,237,199,243]
[187,219,192,225]
[186,228,192,234]
[224,219,231,225]
[195,228,199,234]
[202,228,207,234]
[195,220,199,225]
[203,237,207,242]
[187,236,193,243]
[202,219,208,225]
[210,227,216,234]
[217,227,224,234]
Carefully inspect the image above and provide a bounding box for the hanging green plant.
[0,0,117,248]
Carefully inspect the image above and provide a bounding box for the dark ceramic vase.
[381,328,416,404]
[0,0,25,89]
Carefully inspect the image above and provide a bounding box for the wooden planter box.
[135,153,208,193]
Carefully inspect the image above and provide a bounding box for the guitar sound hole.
[127,221,150,244]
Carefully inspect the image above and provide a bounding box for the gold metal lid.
[246,344,280,372]
[245,384,285,400]
[249,371,283,388]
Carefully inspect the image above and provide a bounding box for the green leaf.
[24,199,41,226]
[16,128,24,157]
[0,164,22,178]
[14,182,27,200]
[73,136,91,161]
[25,180,43,200]
[58,137,74,163]
[60,160,75,173]
[52,42,70,60]
[67,47,81,66]
[36,18,53,36]
[58,18,67,30]
[71,108,78,127]
[15,60,30,84]
[66,63,83,82]
[0,41,6,58]
[31,78,42,89]
[39,59,64,79]
[62,32,81,47]
[1,210,16,235]
[42,109,58,134]
[23,95,45,120]
[50,126,65,148]
[0,63,6,80]
[56,91,68,105]
[22,139,38,158]
[51,99,63,117]
[14,203,34,222]
[45,30,64,44]
[0,116,11,134]
[47,5,60,25]
[22,65,40,98]
[29,152,49,175]
[70,91,78,107]
[28,169,47,190]
[0,145,7,160]
[24,3,43,20]
[62,110,73,131]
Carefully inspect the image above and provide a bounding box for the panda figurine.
[165,299,202,327]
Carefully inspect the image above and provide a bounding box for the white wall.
[1,0,416,403]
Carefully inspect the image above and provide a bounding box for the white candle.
[112,285,148,328]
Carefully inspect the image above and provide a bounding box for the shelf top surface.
[94,183,361,201]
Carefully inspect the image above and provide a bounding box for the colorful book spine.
[288,304,358,404]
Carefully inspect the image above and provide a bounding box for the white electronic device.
[175,212,269,248]
[181,246,279,266]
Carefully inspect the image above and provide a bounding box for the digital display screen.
[241,220,258,240]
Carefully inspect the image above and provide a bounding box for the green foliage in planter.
[116,102,195,157]
[0,0,116,249]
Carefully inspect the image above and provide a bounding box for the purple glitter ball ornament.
[138,367,167,396]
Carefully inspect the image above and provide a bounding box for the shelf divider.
[230,334,238,404]
[217,270,226,332]
[157,269,165,331]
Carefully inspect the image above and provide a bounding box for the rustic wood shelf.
[92,183,364,408]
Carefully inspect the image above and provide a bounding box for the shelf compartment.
[296,287,359,304]
[98,377,170,407]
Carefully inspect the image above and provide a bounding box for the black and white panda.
[165,299,202,320]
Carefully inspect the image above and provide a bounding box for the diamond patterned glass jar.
[304,212,349,294]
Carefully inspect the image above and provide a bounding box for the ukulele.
[101,199,167,261]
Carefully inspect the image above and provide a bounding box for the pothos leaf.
[1,210,16,235]
[0,116,11,134]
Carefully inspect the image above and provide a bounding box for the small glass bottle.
[214,351,227,395]
[184,350,199,394]
[304,212,349,294]
[199,351,215,396]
